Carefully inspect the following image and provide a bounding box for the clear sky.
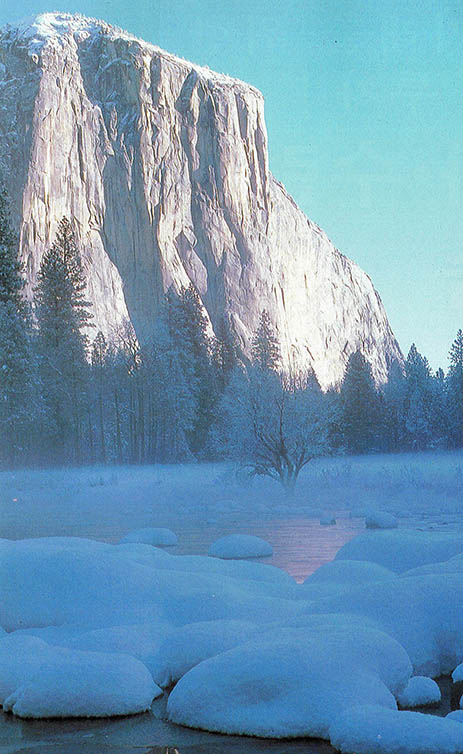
[1,0,462,370]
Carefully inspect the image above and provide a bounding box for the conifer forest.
[1,186,462,489]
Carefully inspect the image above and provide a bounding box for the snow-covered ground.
[2,450,463,753]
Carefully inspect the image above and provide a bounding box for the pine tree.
[446,330,463,447]
[340,350,380,453]
[213,316,239,391]
[0,185,35,466]
[167,283,216,454]
[91,331,109,463]
[403,344,435,450]
[251,310,280,372]
[34,217,92,463]
[382,359,407,451]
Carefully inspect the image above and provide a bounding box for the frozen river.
[0,512,362,753]
[1,453,463,752]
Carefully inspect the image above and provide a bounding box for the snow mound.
[151,619,258,688]
[397,676,441,708]
[0,537,299,632]
[335,529,463,573]
[303,570,463,677]
[300,559,396,600]
[452,663,463,682]
[167,623,411,738]
[303,559,395,587]
[119,528,178,547]
[208,534,273,559]
[116,542,293,589]
[59,622,174,668]
[447,710,463,723]
[3,649,160,718]
[330,704,463,754]
[365,510,398,529]
[0,634,57,703]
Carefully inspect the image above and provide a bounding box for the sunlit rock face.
[0,13,401,387]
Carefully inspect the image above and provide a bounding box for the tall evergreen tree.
[403,343,435,449]
[252,310,280,372]
[446,329,463,447]
[34,217,92,463]
[167,283,216,454]
[0,185,35,466]
[213,316,239,391]
[340,350,380,453]
[150,315,196,461]
[91,331,109,463]
[382,359,407,451]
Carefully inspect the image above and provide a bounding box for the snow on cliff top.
[1,12,263,96]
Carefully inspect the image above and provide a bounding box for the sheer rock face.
[0,13,402,387]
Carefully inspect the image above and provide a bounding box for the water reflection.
[172,515,364,582]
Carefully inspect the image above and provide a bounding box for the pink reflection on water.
[171,516,364,583]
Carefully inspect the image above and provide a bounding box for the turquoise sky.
[1,0,462,370]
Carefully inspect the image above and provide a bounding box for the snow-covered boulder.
[3,649,160,718]
[119,528,178,546]
[0,537,299,632]
[60,622,174,668]
[302,570,463,677]
[150,619,258,688]
[208,534,273,559]
[397,676,441,708]
[447,710,463,723]
[116,542,294,589]
[330,704,463,754]
[365,510,398,529]
[452,662,463,682]
[167,623,411,738]
[335,529,463,573]
[303,559,396,588]
[0,634,57,703]
[300,559,396,600]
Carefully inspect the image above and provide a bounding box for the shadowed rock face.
[0,13,402,387]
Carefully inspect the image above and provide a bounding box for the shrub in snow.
[396,676,441,708]
[150,619,258,687]
[3,649,160,718]
[329,704,463,754]
[208,534,272,559]
[119,528,178,546]
[365,510,398,529]
[335,529,463,573]
[167,623,411,739]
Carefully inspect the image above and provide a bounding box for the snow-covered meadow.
[2,450,463,753]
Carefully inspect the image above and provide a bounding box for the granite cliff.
[0,13,402,387]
